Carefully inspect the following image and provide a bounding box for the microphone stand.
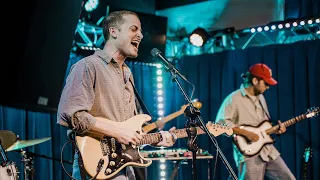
[167,68,238,180]
[184,103,201,180]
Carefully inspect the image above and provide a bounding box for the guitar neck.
[142,110,184,133]
[266,113,307,135]
[173,127,206,138]
[139,127,205,145]
[161,110,184,124]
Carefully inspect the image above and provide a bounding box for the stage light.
[285,23,290,28]
[84,0,99,12]
[160,164,166,169]
[158,110,164,116]
[189,27,209,47]
[157,97,163,102]
[257,27,262,32]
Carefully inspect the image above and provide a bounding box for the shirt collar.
[94,50,130,68]
[94,50,132,82]
[94,50,113,63]
[240,84,247,97]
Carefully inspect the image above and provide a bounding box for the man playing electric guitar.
[215,63,295,180]
[57,10,176,180]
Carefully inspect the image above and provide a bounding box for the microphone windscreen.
[150,48,161,57]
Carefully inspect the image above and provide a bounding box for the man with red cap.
[215,63,295,180]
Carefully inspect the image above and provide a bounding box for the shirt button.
[118,71,121,74]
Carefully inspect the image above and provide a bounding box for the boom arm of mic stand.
[168,70,238,180]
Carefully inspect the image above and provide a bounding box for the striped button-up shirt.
[57,50,141,134]
[215,84,280,165]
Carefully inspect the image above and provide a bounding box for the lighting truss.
[73,19,104,50]
[165,17,320,59]
[237,17,320,49]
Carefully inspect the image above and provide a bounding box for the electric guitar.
[75,114,232,179]
[142,101,202,133]
[233,107,319,157]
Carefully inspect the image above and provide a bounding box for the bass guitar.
[233,107,319,157]
[75,114,232,179]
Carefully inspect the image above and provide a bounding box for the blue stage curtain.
[163,39,320,180]
[0,53,159,180]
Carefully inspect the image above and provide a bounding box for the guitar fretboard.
[138,127,205,145]
[266,114,306,135]
[172,127,205,138]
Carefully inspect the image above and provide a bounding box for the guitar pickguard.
[100,137,150,176]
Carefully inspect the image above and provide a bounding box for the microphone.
[150,48,188,82]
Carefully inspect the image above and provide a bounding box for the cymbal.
[0,130,17,150]
[6,137,51,152]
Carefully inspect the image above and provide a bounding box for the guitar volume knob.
[110,161,116,166]
[111,153,117,158]
[105,168,112,174]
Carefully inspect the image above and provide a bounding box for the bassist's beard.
[253,86,262,96]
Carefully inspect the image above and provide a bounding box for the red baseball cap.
[249,63,277,86]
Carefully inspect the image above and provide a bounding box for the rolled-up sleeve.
[57,60,97,134]
[215,94,238,128]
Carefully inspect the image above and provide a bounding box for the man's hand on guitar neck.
[233,127,259,142]
[156,127,177,147]
[276,120,286,134]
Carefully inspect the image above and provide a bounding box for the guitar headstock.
[306,106,320,118]
[206,121,233,137]
[180,99,202,111]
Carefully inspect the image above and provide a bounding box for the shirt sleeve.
[215,94,238,128]
[57,59,97,134]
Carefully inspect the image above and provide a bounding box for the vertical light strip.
[156,63,166,180]
[156,64,164,118]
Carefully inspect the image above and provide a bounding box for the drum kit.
[0,130,51,180]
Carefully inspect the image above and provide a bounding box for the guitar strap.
[258,99,271,120]
[129,78,152,118]
[67,129,87,180]
[77,146,88,180]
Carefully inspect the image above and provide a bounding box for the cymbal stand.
[0,141,8,166]
[21,150,35,180]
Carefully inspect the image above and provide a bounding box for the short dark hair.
[241,71,263,86]
[102,10,139,41]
